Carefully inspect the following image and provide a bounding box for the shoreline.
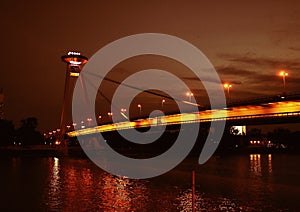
[1,144,298,158]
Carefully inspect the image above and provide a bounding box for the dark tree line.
[0,117,44,146]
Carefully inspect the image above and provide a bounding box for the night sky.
[1,0,300,132]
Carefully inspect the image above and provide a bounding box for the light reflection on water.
[250,154,262,177]
[47,157,62,209]
[1,154,300,211]
[46,157,151,211]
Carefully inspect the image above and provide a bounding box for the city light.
[162,99,166,111]
[279,70,288,96]
[137,104,142,115]
[186,92,194,102]
[67,51,81,56]
[223,83,232,95]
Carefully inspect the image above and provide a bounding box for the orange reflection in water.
[101,174,131,210]
[47,157,62,209]
[100,173,149,211]
[268,154,272,174]
[249,154,273,177]
[250,154,262,177]
[46,158,149,211]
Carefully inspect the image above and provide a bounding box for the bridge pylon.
[59,51,88,152]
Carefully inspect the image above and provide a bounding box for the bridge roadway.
[67,100,300,137]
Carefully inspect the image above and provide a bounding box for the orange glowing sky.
[1,0,300,131]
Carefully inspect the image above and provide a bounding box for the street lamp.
[279,70,288,96]
[87,118,92,126]
[120,108,128,120]
[223,83,232,97]
[186,92,194,102]
[137,104,142,116]
[98,115,102,125]
[162,99,165,111]
[107,112,113,122]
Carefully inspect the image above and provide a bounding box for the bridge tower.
[60,51,88,140]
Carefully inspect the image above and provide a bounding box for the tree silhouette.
[0,119,14,146]
[267,128,290,144]
[16,117,44,145]
[247,128,262,140]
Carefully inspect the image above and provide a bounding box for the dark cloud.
[288,46,300,51]
[218,53,300,70]
[216,65,272,85]
[216,66,253,77]
[215,64,300,99]
[182,76,222,84]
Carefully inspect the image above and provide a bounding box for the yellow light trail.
[67,100,300,137]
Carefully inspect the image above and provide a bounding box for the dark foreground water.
[1,153,300,211]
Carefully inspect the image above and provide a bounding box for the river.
[1,153,300,211]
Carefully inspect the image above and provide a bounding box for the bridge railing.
[200,111,300,123]
[67,111,300,137]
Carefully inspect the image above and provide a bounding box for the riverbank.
[0,145,64,157]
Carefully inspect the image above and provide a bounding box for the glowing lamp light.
[67,51,81,56]
[278,70,288,96]
[61,52,88,65]
[223,83,232,89]
[279,71,288,76]
[186,92,194,96]
[69,72,80,77]
[69,60,82,65]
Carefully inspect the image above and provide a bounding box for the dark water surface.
[1,153,300,211]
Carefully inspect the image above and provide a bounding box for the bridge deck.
[67,100,300,137]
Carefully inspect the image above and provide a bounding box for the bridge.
[52,51,300,143]
[66,97,300,138]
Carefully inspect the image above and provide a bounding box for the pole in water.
[192,170,195,212]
